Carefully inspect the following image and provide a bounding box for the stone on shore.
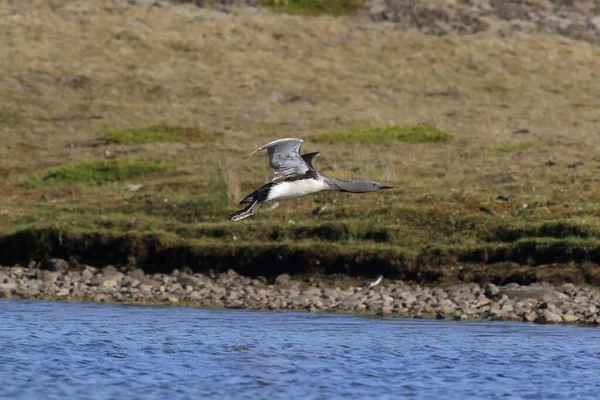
[536,310,563,324]
[41,258,70,272]
[275,274,291,285]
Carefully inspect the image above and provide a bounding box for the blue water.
[1,300,599,399]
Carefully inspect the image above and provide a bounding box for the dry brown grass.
[0,0,599,280]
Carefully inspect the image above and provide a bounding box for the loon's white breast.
[266,179,327,202]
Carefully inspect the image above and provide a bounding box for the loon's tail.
[240,193,254,205]
[228,200,262,222]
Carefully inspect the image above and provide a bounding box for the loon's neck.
[318,173,368,193]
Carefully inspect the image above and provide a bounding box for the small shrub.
[313,125,454,144]
[25,159,170,188]
[477,84,512,94]
[258,0,361,16]
[102,123,215,145]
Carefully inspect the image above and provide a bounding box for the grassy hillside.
[0,0,599,284]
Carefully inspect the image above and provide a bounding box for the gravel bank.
[1,260,600,325]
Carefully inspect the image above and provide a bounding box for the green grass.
[488,142,537,153]
[102,123,216,145]
[24,159,171,188]
[258,0,361,16]
[313,125,454,144]
[2,190,599,284]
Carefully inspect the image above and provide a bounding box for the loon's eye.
[373,183,376,186]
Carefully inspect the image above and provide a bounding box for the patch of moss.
[24,159,171,188]
[102,123,215,145]
[258,0,361,16]
[487,142,537,153]
[313,125,454,144]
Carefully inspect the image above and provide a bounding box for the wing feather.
[244,138,312,182]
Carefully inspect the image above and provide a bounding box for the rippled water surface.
[1,299,600,399]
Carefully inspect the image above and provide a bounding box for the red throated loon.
[229,138,393,222]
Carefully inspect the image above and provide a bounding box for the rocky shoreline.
[1,259,599,326]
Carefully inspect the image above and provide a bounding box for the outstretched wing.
[245,138,312,182]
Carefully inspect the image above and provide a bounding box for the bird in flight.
[229,138,392,221]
